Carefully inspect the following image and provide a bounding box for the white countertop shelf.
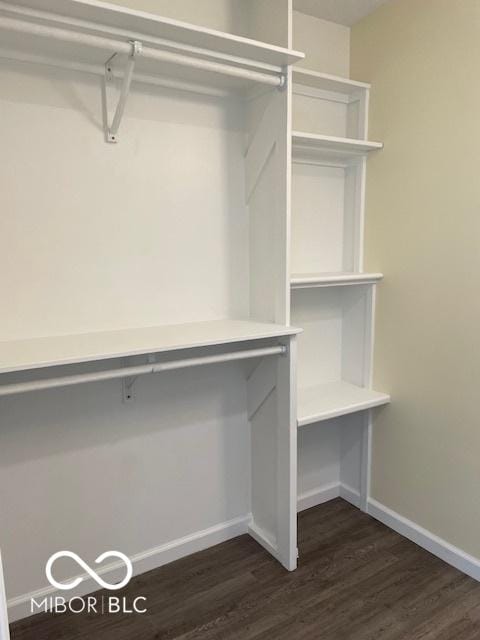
[291,272,384,289]
[293,67,370,97]
[292,132,383,162]
[0,320,301,375]
[298,381,390,427]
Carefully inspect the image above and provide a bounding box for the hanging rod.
[0,15,285,89]
[0,345,287,397]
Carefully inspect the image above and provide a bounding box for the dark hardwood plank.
[10,499,480,640]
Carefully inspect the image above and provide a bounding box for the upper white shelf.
[293,131,382,155]
[298,381,390,427]
[0,1,304,92]
[291,272,384,289]
[0,320,301,375]
[293,67,370,97]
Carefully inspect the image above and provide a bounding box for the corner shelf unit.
[290,62,389,509]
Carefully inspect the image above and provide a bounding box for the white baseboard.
[297,482,340,512]
[7,514,250,623]
[339,483,361,508]
[297,482,361,512]
[368,498,480,582]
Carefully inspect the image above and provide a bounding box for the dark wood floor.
[11,499,480,640]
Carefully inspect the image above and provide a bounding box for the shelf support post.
[103,40,142,143]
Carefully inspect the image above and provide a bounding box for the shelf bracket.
[103,40,142,143]
[121,354,156,403]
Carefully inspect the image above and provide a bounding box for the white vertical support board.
[246,71,291,326]
[0,551,9,640]
[275,335,297,569]
[287,0,293,49]
[360,284,378,511]
[248,335,297,570]
[358,88,370,140]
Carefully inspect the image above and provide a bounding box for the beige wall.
[351,0,480,557]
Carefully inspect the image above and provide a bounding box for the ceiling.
[293,0,391,26]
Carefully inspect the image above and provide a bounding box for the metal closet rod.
[0,15,284,88]
[0,345,287,397]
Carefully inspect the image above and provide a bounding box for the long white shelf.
[298,381,390,427]
[0,1,304,92]
[293,67,370,97]
[292,131,383,157]
[291,272,384,289]
[0,320,301,375]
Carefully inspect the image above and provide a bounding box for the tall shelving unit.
[290,30,390,510]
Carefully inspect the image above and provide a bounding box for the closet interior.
[0,0,390,621]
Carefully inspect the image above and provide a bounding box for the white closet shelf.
[0,320,301,375]
[292,132,383,161]
[291,272,384,289]
[298,381,390,427]
[0,1,304,92]
[293,67,370,97]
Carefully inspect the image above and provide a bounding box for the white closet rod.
[0,345,286,397]
[0,16,283,88]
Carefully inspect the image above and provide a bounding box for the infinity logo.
[46,551,133,591]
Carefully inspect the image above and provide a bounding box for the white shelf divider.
[291,272,383,289]
[293,67,370,97]
[298,381,390,427]
[293,131,382,156]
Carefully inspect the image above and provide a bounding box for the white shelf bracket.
[122,354,155,403]
[278,68,288,91]
[103,40,142,143]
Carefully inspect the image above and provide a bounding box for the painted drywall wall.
[292,10,350,76]
[104,0,248,34]
[0,58,251,614]
[351,0,480,557]
[108,0,290,46]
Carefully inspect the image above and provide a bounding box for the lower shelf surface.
[298,380,390,427]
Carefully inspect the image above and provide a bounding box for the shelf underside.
[0,320,301,375]
[291,272,384,289]
[292,132,383,164]
[293,67,370,97]
[298,381,390,427]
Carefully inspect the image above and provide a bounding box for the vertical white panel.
[249,336,297,571]
[0,551,9,640]
[275,336,297,570]
[246,81,291,325]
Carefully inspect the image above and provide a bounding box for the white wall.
[0,61,248,341]
[292,10,350,76]
[0,57,251,614]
